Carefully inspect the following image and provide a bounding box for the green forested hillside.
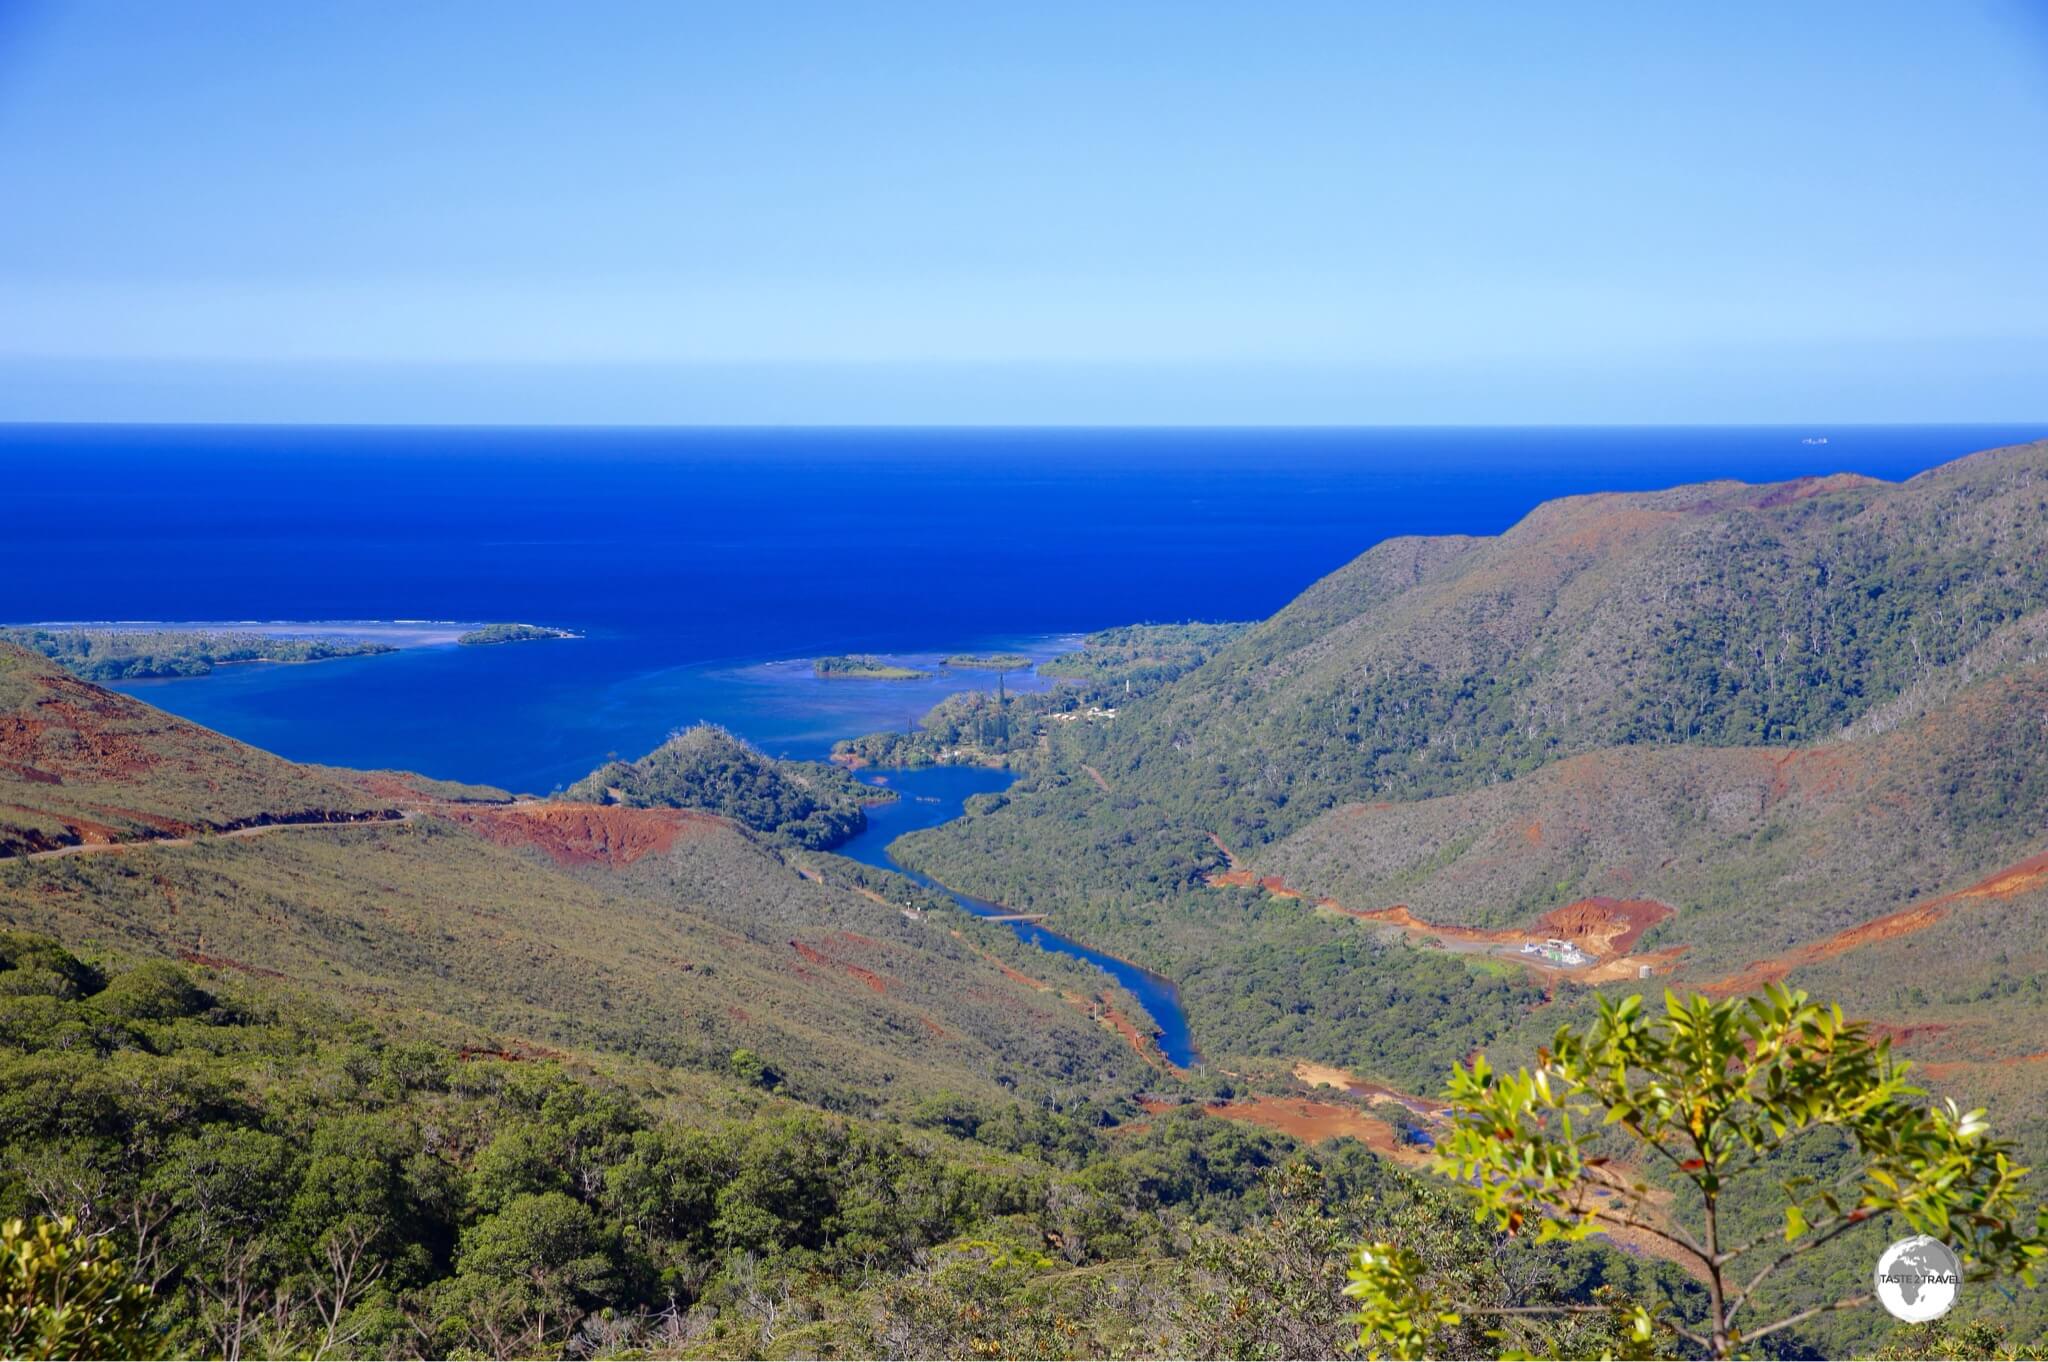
[1036,621,1251,688]
[903,440,2048,972]
[0,933,1683,1359]
[564,724,888,849]
[1101,443,2048,845]
[1261,651,2048,971]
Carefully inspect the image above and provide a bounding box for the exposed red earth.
[1203,1096,1426,1160]
[946,927,1179,1069]
[788,937,895,994]
[442,802,724,867]
[1707,848,2048,994]
[1208,846,1679,983]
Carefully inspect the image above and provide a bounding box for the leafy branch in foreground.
[1,1215,156,1360]
[1347,985,2048,1359]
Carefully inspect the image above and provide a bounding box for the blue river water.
[832,764,1201,1068]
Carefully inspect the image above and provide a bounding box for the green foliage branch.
[1348,986,2048,1358]
[1,1215,156,1360]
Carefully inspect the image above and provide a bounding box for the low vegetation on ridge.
[0,626,394,681]
[813,654,929,680]
[456,622,575,646]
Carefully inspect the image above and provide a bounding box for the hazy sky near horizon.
[2,2,2046,424]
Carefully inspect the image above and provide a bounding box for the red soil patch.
[995,959,1048,989]
[1206,866,1307,899]
[1523,821,1544,847]
[1292,1061,1447,1117]
[457,1041,568,1063]
[1535,897,1673,955]
[447,803,722,867]
[1098,998,1157,1060]
[789,939,893,993]
[949,928,1055,991]
[946,930,1172,1068]
[1866,1021,1957,1049]
[1921,1050,2048,1081]
[0,762,62,785]
[1340,904,1521,944]
[36,809,132,846]
[1579,946,1688,984]
[1708,848,2048,994]
[175,950,287,979]
[1337,898,1672,959]
[0,681,182,784]
[1328,900,1681,985]
[80,802,194,836]
[1202,1097,1425,1163]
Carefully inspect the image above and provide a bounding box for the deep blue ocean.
[5,423,2040,792]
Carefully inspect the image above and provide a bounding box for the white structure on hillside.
[1520,937,1591,967]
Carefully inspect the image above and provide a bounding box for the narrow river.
[833,765,1200,1068]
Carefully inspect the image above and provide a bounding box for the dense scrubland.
[0,932,1695,1359]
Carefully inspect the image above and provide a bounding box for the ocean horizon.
[11,422,2042,790]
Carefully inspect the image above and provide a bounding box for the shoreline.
[12,618,486,647]
[836,764,1202,1068]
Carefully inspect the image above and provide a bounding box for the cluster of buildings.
[1043,705,1120,725]
[1520,937,1592,967]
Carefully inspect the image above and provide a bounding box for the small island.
[563,724,894,849]
[942,652,1033,671]
[813,654,930,680]
[457,623,576,646]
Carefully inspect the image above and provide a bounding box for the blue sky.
[1,1,2044,424]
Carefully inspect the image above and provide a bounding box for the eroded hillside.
[0,650,1153,1107]
[0,645,407,855]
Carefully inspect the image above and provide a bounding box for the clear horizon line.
[5,418,2045,432]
